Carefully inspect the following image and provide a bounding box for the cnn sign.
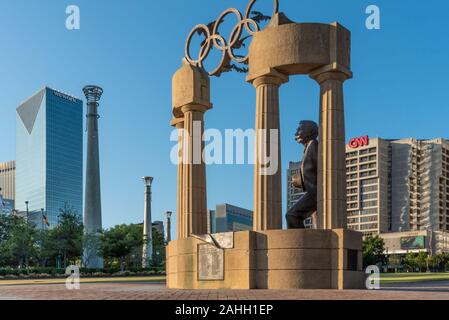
[349,136,369,149]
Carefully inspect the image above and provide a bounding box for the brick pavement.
[0,281,448,300]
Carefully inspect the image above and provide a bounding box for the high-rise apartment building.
[16,87,83,228]
[346,136,449,237]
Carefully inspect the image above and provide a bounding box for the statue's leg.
[286,192,317,229]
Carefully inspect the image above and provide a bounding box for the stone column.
[142,176,153,268]
[172,62,211,237]
[182,105,208,236]
[165,211,172,242]
[311,65,352,230]
[248,69,288,231]
[83,85,104,269]
[171,118,186,239]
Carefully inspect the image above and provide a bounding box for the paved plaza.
[0,280,448,300]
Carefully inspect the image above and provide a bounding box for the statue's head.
[295,120,319,145]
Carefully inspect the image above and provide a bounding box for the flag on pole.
[42,214,50,227]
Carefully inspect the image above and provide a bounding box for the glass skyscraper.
[16,87,83,228]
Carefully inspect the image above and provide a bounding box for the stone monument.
[142,176,154,268]
[166,0,364,290]
[83,85,104,269]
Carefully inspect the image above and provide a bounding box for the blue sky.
[0,0,448,240]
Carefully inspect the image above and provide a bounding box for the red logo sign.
[349,136,369,149]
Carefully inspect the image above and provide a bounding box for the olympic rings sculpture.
[185,0,279,77]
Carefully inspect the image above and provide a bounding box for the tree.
[363,235,386,268]
[51,203,84,268]
[403,252,418,271]
[100,224,143,271]
[388,254,402,272]
[0,213,40,268]
[151,227,166,268]
[0,213,15,266]
[433,253,449,272]
[403,252,429,272]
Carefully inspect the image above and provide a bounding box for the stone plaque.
[198,244,224,281]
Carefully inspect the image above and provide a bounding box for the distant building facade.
[207,204,253,233]
[346,137,449,244]
[0,160,15,207]
[153,221,164,236]
[381,230,449,255]
[286,161,302,210]
[16,87,83,228]
[207,209,217,234]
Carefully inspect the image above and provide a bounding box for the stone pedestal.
[168,12,365,290]
[166,229,365,290]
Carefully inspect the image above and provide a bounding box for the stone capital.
[310,63,353,84]
[181,104,211,114]
[170,117,184,129]
[172,61,212,118]
[246,68,289,87]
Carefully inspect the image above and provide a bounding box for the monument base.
[166,229,365,290]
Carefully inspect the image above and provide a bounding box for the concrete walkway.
[0,281,448,300]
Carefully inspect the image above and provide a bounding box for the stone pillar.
[311,64,352,230]
[171,118,185,239]
[247,69,288,231]
[142,176,153,268]
[83,85,104,269]
[182,105,208,236]
[172,61,211,237]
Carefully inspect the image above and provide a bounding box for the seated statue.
[286,120,319,229]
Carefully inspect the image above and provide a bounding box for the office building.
[16,87,83,228]
[207,209,217,234]
[346,136,449,239]
[207,204,253,233]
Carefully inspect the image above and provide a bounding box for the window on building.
[361,193,378,200]
[361,200,378,208]
[361,185,378,193]
[361,178,378,186]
